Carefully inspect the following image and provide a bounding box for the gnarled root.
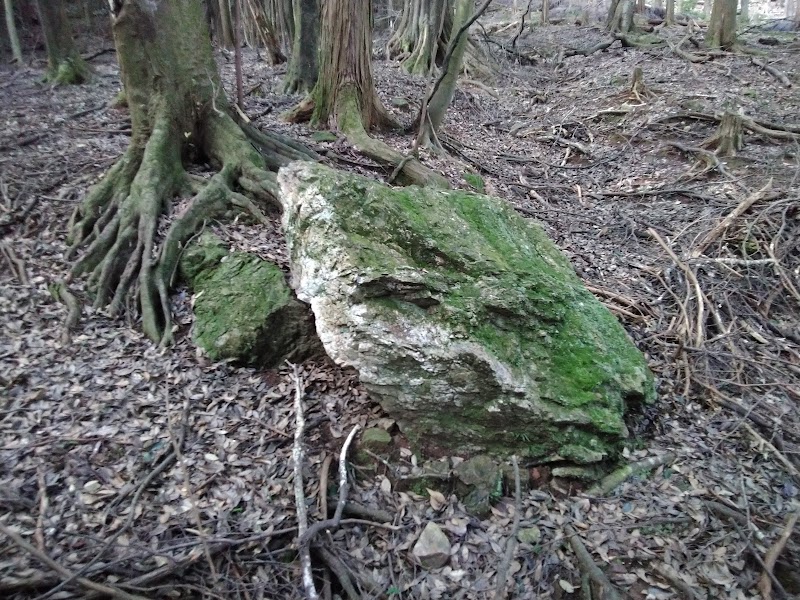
[69,110,310,345]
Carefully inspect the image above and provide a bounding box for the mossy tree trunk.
[283,0,319,93]
[4,0,23,65]
[36,0,90,84]
[387,0,448,75]
[68,0,316,344]
[606,0,635,33]
[705,0,737,48]
[286,0,447,186]
[416,0,471,151]
[387,0,489,78]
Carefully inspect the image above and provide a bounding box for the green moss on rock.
[279,163,655,465]
[180,232,322,365]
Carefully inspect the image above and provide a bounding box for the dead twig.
[565,525,624,600]
[0,524,149,600]
[1,241,29,285]
[652,561,701,600]
[758,509,800,600]
[586,453,676,496]
[649,228,705,346]
[494,456,522,599]
[299,424,361,546]
[751,58,792,88]
[291,363,319,600]
[691,180,773,257]
[742,422,800,481]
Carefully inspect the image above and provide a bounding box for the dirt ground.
[1,11,799,600]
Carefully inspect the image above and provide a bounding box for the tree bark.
[416,0,471,150]
[69,0,316,344]
[283,0,319,93]
[607,0,635,33]
[287,0,447,186]
[666,0,675,25]
[266,0,294,51]
[309,0,391,130]
[243,0,285,65]
[387,0,448,75]
[706,0,736,48]
[36,0,90,84]
[4,0,23,64]
[740,0,749,21]
[216,0,235,47]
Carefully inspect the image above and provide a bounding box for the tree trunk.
[417,0,471,150]
[4,0,23,64]
[740,0,749,21]
[266,0,294,51]
[706,0,736,48]
[666,0,674,24]
[387,0,448,75]
[69,0,317,344]
[607,0,635,33]
[308,0,391,130]
[283,0,319,93]
[287,0,446,186]
[36,0,90,84]
[541,0,548,24]
[243,0,285,65]
[216,0,234,47]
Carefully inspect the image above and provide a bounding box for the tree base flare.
[68,109,301,345]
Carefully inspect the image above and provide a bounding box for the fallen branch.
[315,546,359,600]
[586,453,676,496]
[494,456,522,599]
[291,364,319,600]
[751,58,792,88]
[758,509,800,600]
[648,228,705,346]
[299,424,361,546]
[1,241,29,285]
[0,524,149,600]
[565,525,624,600]
[690,180,772,257]
[742,422,800,481]
[652,561,701,600]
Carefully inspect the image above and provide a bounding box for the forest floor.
[1,12,799,600]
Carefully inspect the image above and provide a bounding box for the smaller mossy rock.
[180,232,322,366]
[454,455,501,517]
[412,522,451,569]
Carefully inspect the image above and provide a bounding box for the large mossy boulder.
[180,232,321,366]
[278,163,654,464]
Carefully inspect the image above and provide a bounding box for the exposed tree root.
[290,87,449,187]
[69,109,314,345]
